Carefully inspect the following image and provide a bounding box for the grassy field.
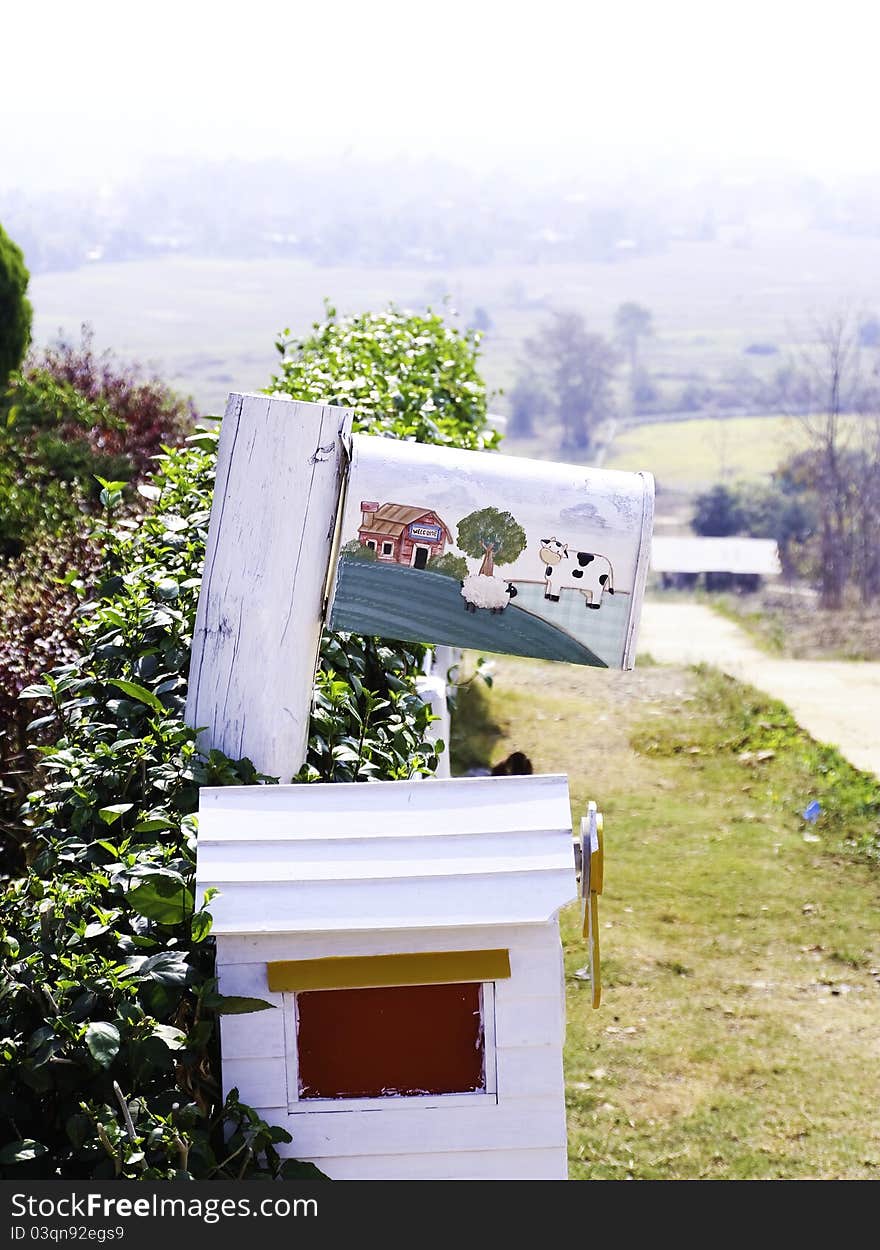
[28,226,880,414]
[450,655,880,1179]
[601,413,866,490]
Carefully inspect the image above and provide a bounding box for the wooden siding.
[196,775,577,934]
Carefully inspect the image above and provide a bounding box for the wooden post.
[186,393,353,779]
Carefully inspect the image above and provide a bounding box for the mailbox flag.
[327,435,654,670]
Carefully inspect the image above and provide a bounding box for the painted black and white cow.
[538,537,615,609]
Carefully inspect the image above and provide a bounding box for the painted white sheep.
[460,573,518,614]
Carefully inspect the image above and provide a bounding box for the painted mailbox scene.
[329,434,655,669]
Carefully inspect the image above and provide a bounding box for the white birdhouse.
[196,774,579,1180]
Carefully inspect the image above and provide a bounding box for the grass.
[450,654,880,1178]
[708,590,880,662]
[603,413,866,489]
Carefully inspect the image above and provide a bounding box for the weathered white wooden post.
[186,392,352,779]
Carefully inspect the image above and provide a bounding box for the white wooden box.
[196,775,578,1180]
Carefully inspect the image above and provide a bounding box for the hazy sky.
[4,0,880,189]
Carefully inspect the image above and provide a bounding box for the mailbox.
[197,774,581,1180]
[328,435,654,669]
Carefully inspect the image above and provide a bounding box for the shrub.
[691,479,816,578]
[0,303,495,1178]
[34,327,194,478]
[428,552,469,580]
[0,223,32,390]
[270,302,497,450]
[0,328,193,554]
[0,531,100,868]
[691,484,745,537]
[0,436,308,1179]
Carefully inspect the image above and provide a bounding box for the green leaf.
[127,880,193,925]
[0,1139,48,1164]
[133,813,175,833]
[191,911,213,943]
[138,951,196,986]
[83,921,111,939]
[18,683,53,701]
[213,996,277,1015]
[107,680,165,714]
[85,1022,120,1068]
[151,1024,187,1050]
[98,803,133,825]
[279,1158,329,1179]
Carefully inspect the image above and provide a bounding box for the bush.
[0,223,32,390]
[0,329,192,555]
[0,531,101,868]
[0,303,495,1178]
[0,435,306,1179]
[270,302,497,450]
[691,484,745,537]
[692,479,816,578]
[34,327,194,478]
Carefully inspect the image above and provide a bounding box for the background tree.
[692,477,817,578]
[691,484,745,536]
[851,418,880,602]
[614,301,654,408]
[528,310,618,452]
[506,367,548,438]
[456,506,526,576]
[781,313,866,608]
[733,478,816,578]
[0,222,32,389]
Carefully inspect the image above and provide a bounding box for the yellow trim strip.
[267,949,511,992]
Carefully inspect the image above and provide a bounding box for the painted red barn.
[358,501,452,569]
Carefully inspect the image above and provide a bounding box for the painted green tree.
[0,222,32,389]
[457,506,526,576]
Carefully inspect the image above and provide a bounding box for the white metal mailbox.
[196,774,578,1180]
[328,434,655,670]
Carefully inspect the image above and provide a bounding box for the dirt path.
[638,599,880,778]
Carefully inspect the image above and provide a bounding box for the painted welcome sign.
[328,435,655,669]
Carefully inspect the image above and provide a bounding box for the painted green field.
[330,560,606,666]
[603,413,866,490]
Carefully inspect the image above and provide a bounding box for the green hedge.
[0,304,494,1178]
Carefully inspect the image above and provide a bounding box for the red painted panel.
[296,982,485,1099]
